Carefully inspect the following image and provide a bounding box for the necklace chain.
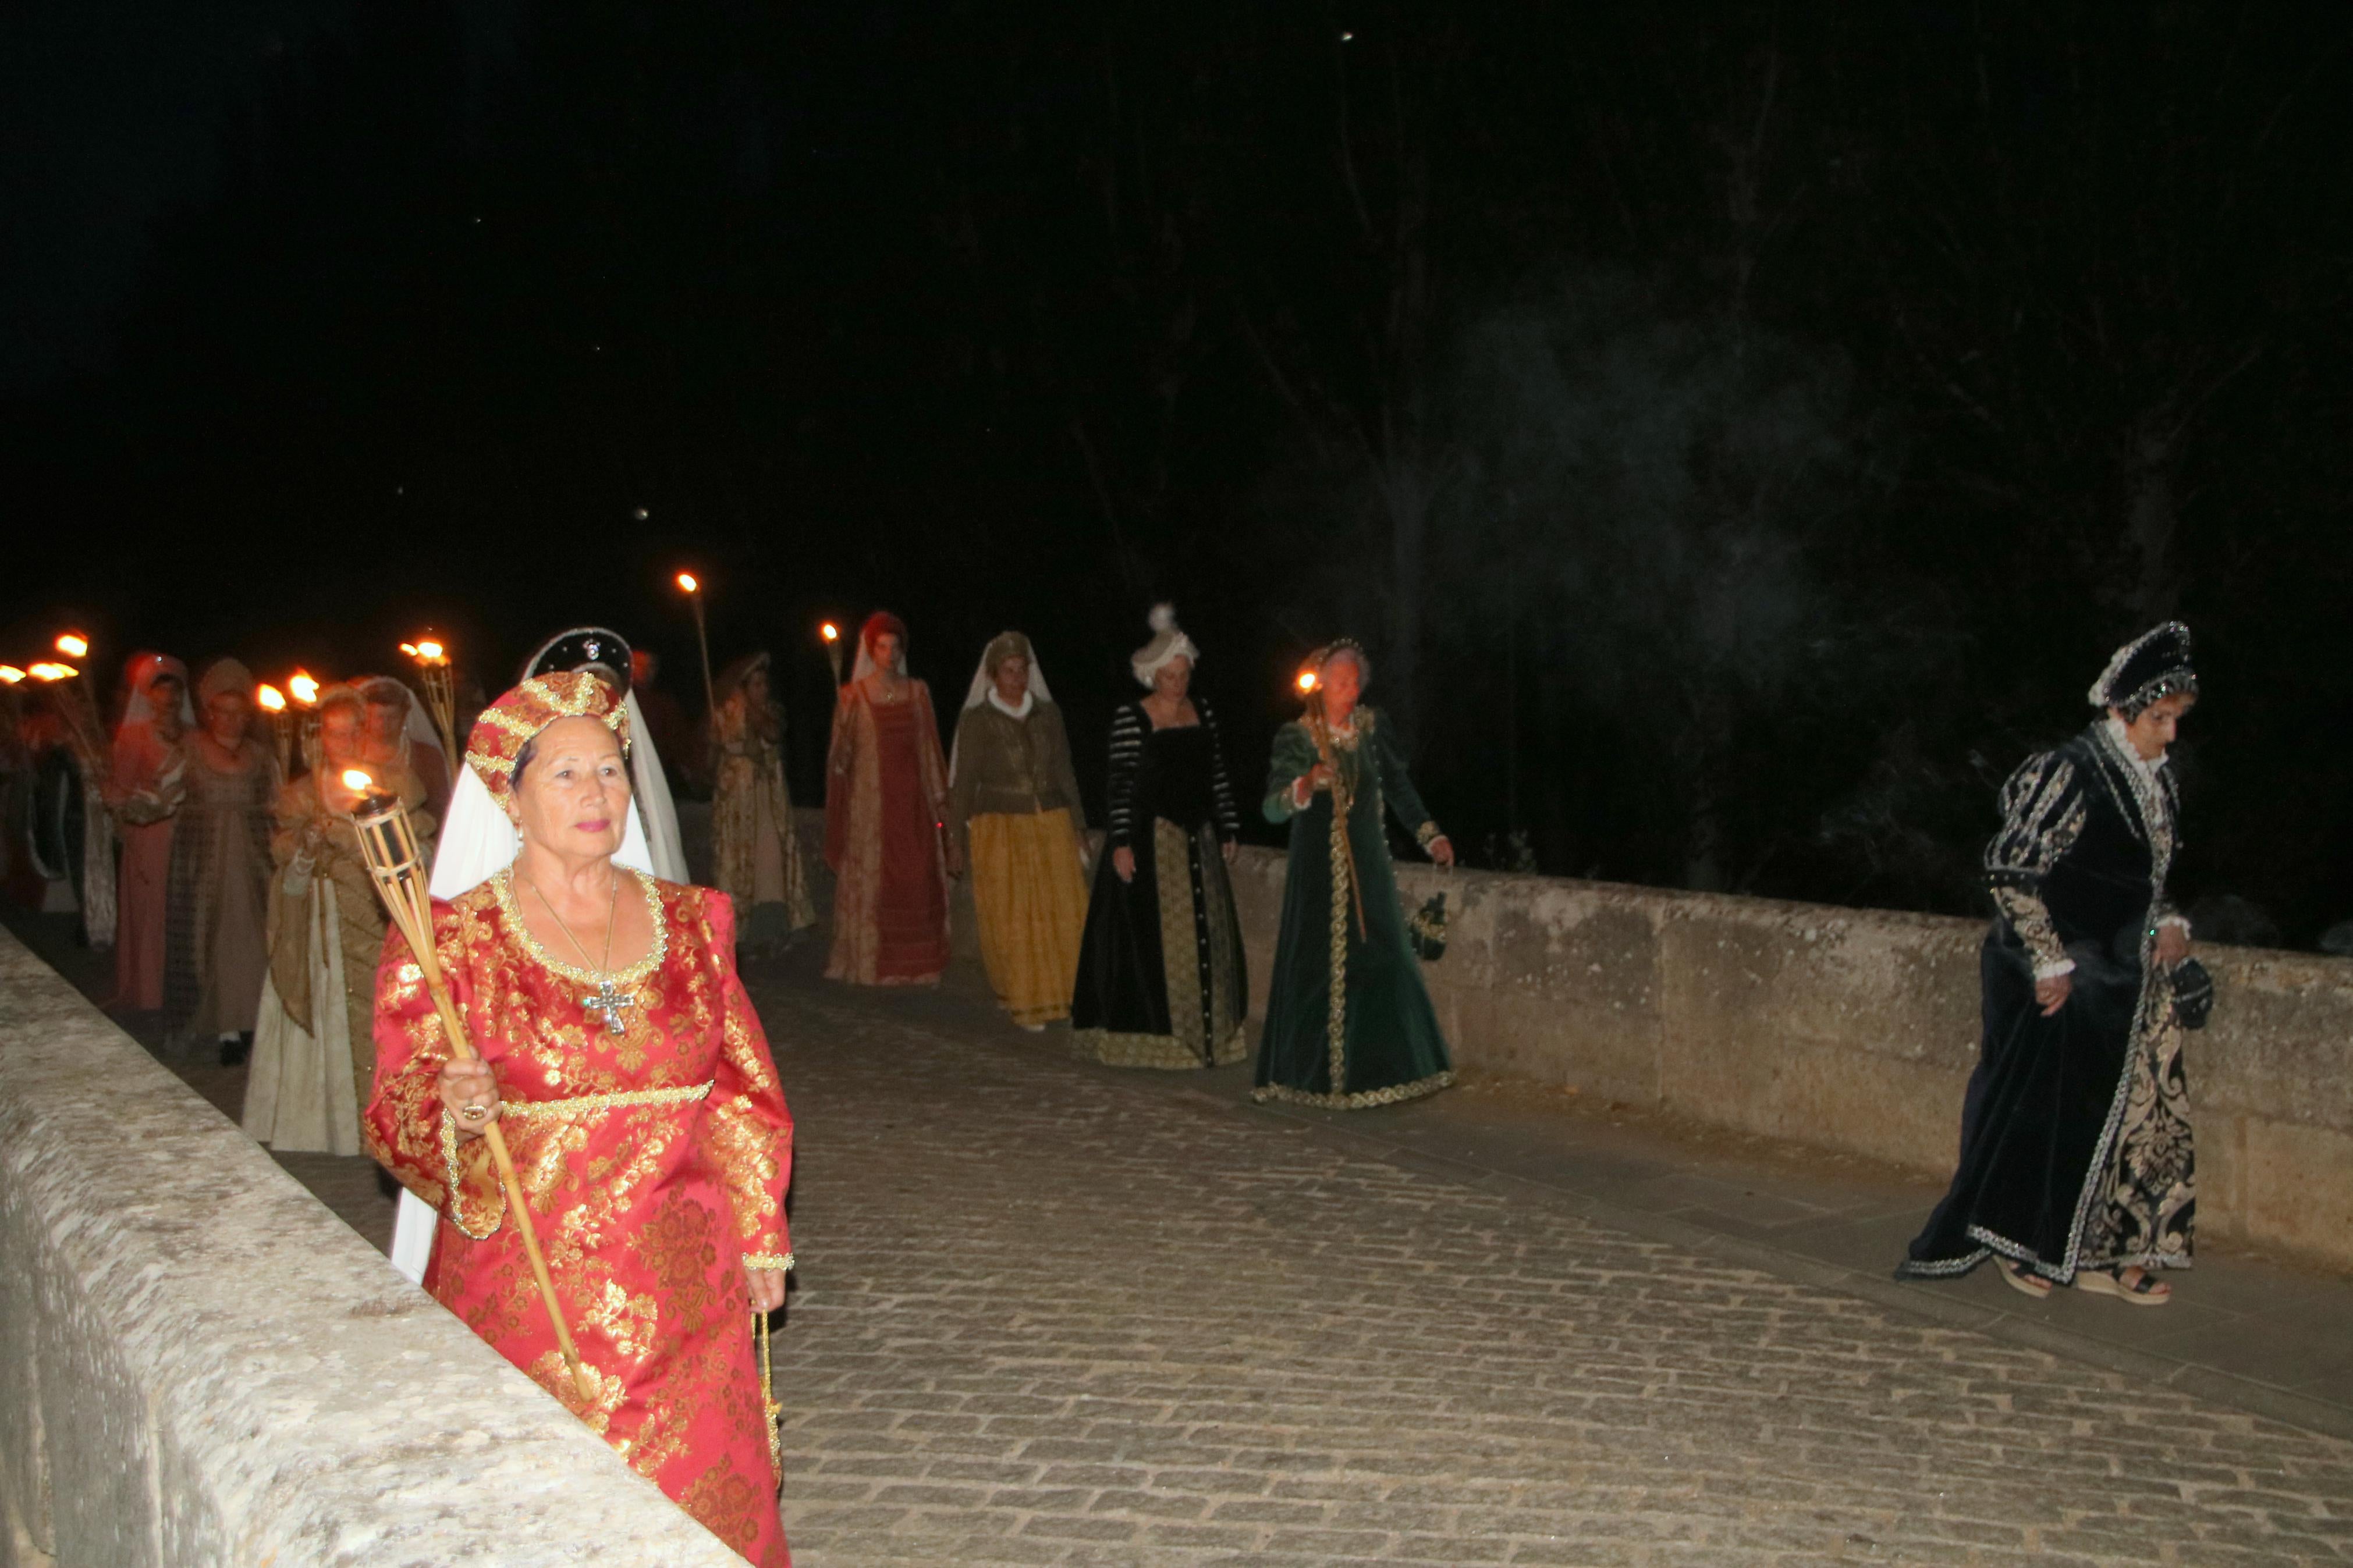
[527,869,620,976]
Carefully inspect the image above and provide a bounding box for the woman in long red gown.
[366,673,794,1566]
[823,611,952,985]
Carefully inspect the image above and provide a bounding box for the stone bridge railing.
[0,926,747,1568]
[763,804,2353,1272]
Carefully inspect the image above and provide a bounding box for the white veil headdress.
[390,702,659,1286]
[118,653,195,735]
[517,627,687,884]
[950,631,1052,784]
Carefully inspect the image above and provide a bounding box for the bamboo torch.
[288,670,322,772]
[819,620,843,691]
[1296,667,1367,940]
[676,573,718,719]
[342,767,599,1405]
[400,637,460,761]
[257,684,291,777]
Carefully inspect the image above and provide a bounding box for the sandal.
[2074,1266,2171,1306]
[1999,1261,2053,1300]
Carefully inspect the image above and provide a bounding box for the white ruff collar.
[987,688,1035,721]
[2103,715,2164,784]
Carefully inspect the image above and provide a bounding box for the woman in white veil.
[385,685,661,1284]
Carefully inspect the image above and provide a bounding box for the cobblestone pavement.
[754,981,2353,1568]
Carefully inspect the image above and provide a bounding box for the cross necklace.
[527,870,636,1034]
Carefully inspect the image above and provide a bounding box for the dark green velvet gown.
[1252,707,1454,1108]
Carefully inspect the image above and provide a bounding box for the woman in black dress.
[1071,606,1248,1068]
[1898,622,2202,1306]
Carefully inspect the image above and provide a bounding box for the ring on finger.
[460,1103,490,1121]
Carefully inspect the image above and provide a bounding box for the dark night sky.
[9,2,2353,940]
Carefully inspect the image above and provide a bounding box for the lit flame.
[0,666,23,684]
[257,684,286,713]
[676,572,700,593]
[415,639,444,661]
[1296,670,1319,693]
[820,622,839,642]
[289,671,320,705]
[29,663,79,682]
[399,642,418,656]
[54,633,89,659]
[340,769,375,793]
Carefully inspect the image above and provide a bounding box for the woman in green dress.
[1253,641,1457,1109]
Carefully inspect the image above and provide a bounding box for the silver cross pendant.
[584,983,634,1035]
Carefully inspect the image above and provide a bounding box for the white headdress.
[118,653,194,735]
[1130,603,1199,688]
[951,631,1054,784]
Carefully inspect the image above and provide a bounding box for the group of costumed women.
[824,605,1460,1110]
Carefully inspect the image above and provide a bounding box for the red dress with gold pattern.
[366,870,793,1567]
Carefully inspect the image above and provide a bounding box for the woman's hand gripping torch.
[342,767,599,1405]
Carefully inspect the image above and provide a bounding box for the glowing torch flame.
[289,671,320,706]
[341,769,375,793]
[54,633,89,659]
[1297,669,1319,693]
[399,642,418,657]
[0,666,24,684]
[416,639,444,661]
[676,572,699,594]
[29,663,78,682]
[257,684,286,713]
[821,622,839,643]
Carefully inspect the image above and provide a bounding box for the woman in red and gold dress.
[365,671,794,1567]
[822,611,952,984]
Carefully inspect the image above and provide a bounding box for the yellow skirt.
[969,808,1089,1025]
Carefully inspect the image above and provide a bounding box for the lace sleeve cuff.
[1414,821,1443,849]
[1990,886,2070,978]
[743,1251,794,1272]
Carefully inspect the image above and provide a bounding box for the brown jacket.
[945,698,1087,851]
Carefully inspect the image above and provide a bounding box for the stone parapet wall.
[1225,851,2353,1272]
[771,803,2352,1268]
[0,926,746,1568]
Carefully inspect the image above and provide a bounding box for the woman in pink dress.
[108,653,191,1012]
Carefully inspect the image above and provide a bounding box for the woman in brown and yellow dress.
[945,631,1089,1029]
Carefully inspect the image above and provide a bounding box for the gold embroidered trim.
[1073,1025,1251,1070]
[494,866,669,990]
[500,1080,715,1119]
[743,1251,794,1271]
[439,1108,503,1240]
[1252,1069,1456,1111]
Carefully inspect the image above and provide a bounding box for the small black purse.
[1406,891,1449,962]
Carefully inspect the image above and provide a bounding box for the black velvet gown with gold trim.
[1070,699,1248,1068]
[1900,719,2194,1283]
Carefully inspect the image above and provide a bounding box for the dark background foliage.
[8,2,2352,939]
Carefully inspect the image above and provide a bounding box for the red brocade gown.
[824,678,952,985]
[366,869,794,1568]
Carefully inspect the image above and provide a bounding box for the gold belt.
[501,1080,715,1119]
